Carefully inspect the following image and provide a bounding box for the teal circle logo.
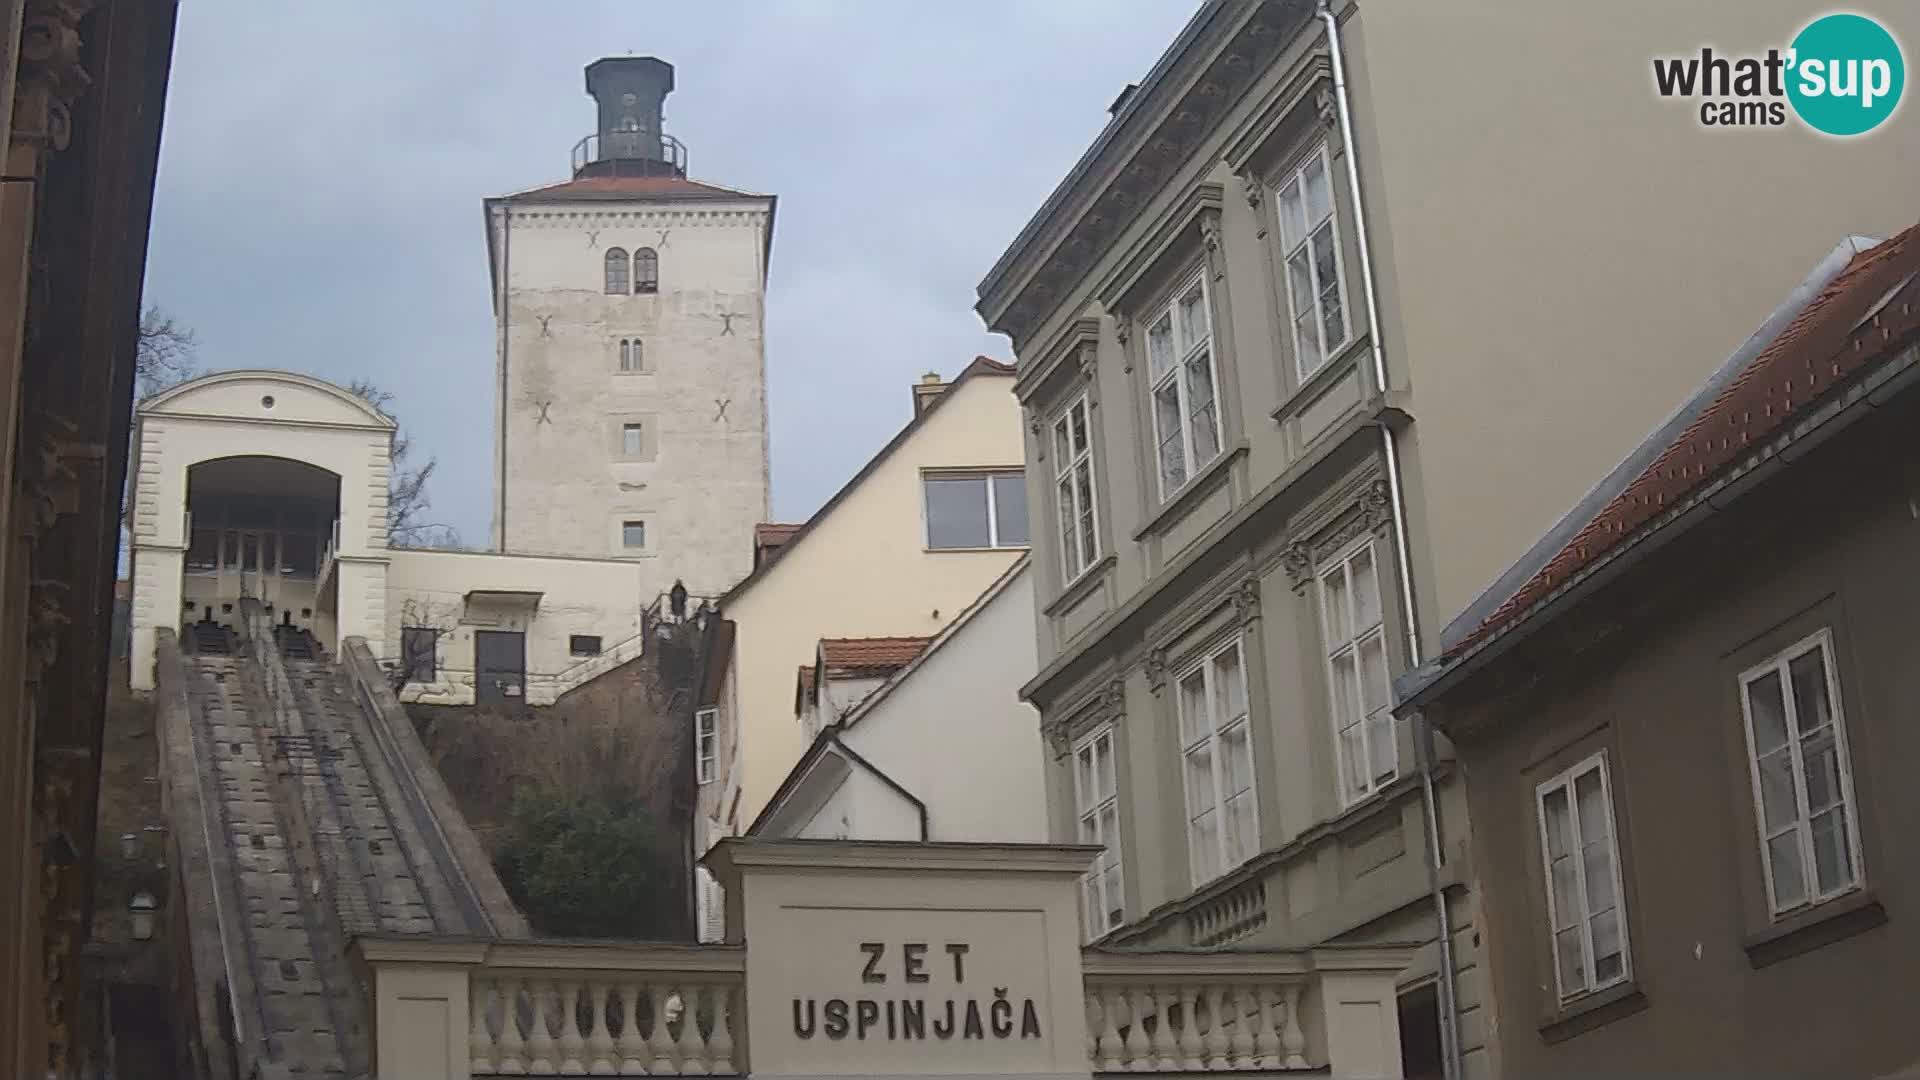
[1787,13,1905,136]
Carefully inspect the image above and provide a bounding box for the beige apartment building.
[974,3,1920,1079]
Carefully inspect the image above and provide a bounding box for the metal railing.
[570,130,688,177]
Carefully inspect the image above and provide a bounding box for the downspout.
[1317,4,1463,1079]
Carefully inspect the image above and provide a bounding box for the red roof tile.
[504,175,760,201]
[1459,224,1920,653]
[755,522,801,547]
[818,637,932,675]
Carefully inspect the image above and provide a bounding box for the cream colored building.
[974,4,1920,1080]
[487,56,773,598]
[125,369,659,707]
[696,359,1027,858]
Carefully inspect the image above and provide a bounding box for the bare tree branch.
[136,305,197,398]
[346,377,462,549]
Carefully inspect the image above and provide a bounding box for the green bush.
[494,785,682,940]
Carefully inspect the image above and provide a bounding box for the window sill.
[1132,442,1247,543]
[1271,337,1369,424]
[1044,554,1116,617]
[1743,887,1885,969]
[923,545,1030,555]
[1538,980,1647,1045]
[613,369,652,377]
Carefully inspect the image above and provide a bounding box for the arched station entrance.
[179,455,341,653]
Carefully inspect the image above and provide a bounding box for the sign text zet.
[791,941,1044,1043]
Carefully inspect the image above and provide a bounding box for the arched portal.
[180,455,342,653]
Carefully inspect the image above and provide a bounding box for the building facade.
[487,57,773,598]
[976,4,1918,1080]
[1402,229,1919,1077]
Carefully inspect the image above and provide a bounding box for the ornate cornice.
[1284,478,1393,589]
[1281,541,1314,590]
[12,0,95,154]
[1043,677,1129,760]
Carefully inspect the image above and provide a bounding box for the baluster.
[1204,985,1232,1069]
[587,981,615,1074]
[1251,987,1281,1069]
[649,984,677,1073]
[1175,985,1204,1069]
[1096,990,1124,1072]
[1120,988,1150,1070]
[558,979,587,1073]
[1281,984,1308,1069]
[1149,985,1178,1070]
[470,977,496,1074]
[1083,995,1101,1066]
[709,984,737,1074]
[617,981,647,1074]
[496,977,528,1075]
[526,980,557,1073]
[677,984,711,1075]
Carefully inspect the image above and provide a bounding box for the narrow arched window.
[619,338,643,372]
[604,248,630,295]
[634,247,659,294]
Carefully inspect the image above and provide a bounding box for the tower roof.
[495,174,768,203]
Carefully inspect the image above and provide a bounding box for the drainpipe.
[1316,3,1463,1079]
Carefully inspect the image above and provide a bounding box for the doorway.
[474,630,526,705]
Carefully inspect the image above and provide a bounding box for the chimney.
[912,372,947,417]
[578,57,682,178]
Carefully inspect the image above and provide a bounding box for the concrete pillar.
[362,950,479,1080]
[1318,969,1407,1080]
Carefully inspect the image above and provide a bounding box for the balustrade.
[1081,955,1310,1073]
[468,969,739,1075]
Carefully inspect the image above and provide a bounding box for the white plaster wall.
[722,372,1026,830]
[384,547,649,707]
[491,196,772,599]
[839,566,1046,844]
[126,372,393,689]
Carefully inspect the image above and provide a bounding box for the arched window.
[604,248,630,295]
[634,247,659,294]
[619,338,643,372]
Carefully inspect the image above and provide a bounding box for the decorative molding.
[1111,311,1130,348]
[1232,577,1262,627]
[11,0,95,155]
[1280,541,1314,589]
[1042,715,1071,760]
[1100,678,1127,721]
[1359,478,1393,531]
[1144,647,1169,695]
[1315,87,1338,130]
[1198,208,1224,282]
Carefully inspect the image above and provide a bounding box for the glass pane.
[1178,669,1210,746]
[1320,280,1348,351]
[1350,547,1380,629]
[1058,478,1080,579]
[623,424,643,456]
[1302,155,1332,225]
[1078,812,1099,845]
[1189,808,1220,884]
[1810,808,1854,894]
[1554,927,1586,994]
[1574,769,1607,846]
[1070,401,1089,455]
[1311,223,1344,345]
[623,521,646,548]
[1767,830,1807,908]
[1339,719,1367,797]
[1549,854,1580,931]
[1225,789,1257,867]
[1365,709,1396,782]
[1220,721,1253,796]
[1099,805,1120,853]
[1076,746,1095,813]
[1277,177,1305,249]
[1581,838,1616,914]
[1746,670,1788,754]
[1358,634,1390,715]
[1095,735,1115,800]
[1541,786,1573,861]
[1075,466,1097,562]
[1590,909,1624,984]
[1185,353,1220,464]
[1185,745,1217,818]
[1148,314,1176,379]
[1103,863,1123,925]
[1053,416,1072,472]
[992,474,1029,546]
[1079,508,1098,565]
[1330,652,1359,726]
[1177,280,1209,349]
[1322,569,1352,645]
[1295,311,1323,376]
[1788,645,1833,733]
[1756,749,1798,833]
[1801,732,1842,814]
[1082,878,1099,932]
[924,477,990,549]
[1287,251,1317,314]
[1216,647,1248,724]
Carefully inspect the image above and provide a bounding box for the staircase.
[275,624,322,662]
[186,620,238,656]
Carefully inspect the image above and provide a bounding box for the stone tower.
[484,57,773,598]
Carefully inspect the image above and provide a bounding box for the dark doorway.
[474,630,526,705]
[1399,982,1444,1080]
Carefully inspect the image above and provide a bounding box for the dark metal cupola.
[572,56,688,179]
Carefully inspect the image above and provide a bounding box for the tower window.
[622,423,644,457]
[622,520,647,549]
[634,247,659,294]
[604,247,630,294]
[618,338,643,372]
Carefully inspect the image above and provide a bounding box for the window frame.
[618,337,643,372]
[621,422,644,458]
[1143,269,1225,500]
[921,469,1029,551]
[695,706,718,785]
[1736,628,1865,918]
[1050,393,1101,585]
[604,247,630,295]
[633,247,659,294]
[1273,142,1353,382]
[1316,535,1397,806]
[1072,724,1124,940]
[621,520,646,550]
[1174,636,1258,888]
[1534,751,1632,1003]
[568,634,602,657]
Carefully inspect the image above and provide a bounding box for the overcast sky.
[143,2,1197,543]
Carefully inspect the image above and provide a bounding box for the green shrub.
[494,785,682,940]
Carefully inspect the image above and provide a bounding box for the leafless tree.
[135,305,197,398]
[346,378,462,549]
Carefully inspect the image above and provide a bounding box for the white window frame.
[1051,393,1101,585]
[1175,637,1258,887]
[622,422,644,458]
[1144,270,1224,500]
[1317,536,1397,805]
[621,520,646,549]
[1534,752,1631,1002]
[1737,629,1865,918]
[1072,725,1123,940]
[922,469,1028,550]
[618,337,644,372]
[1273,144,1352,381]
[695,707,718,785]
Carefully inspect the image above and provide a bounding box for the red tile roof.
[797,664,817,696]
[504,175,761,201]
[818,637,932,675]
[1458,224,1920,653]
[755,522,801,548]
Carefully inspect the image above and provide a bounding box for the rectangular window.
[1535,753,1630,1002]
[1738,630,1863,917]
[400,626,437,683]
[1073,726,1123,938]
[1319,539,1396,804]
[622,422,644,457]
[1145,272,1222,497]
[1275,145,1350,380]
[569,635,602,657]
[622,520,646,549]
[696,707,718,785]
[1051,394,1100,582]
[923,470,1029,550]
[1176,638,1257,886]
